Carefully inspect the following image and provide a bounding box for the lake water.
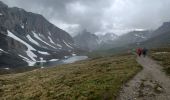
[41,56,88,67]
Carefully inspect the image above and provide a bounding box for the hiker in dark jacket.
[142,48,148,57]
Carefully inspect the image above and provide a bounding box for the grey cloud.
[1,0,170,36]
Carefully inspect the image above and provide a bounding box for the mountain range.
[103,22,170,54]
[98,21,170,51]
[80,21,170,56]
[0,1,170,68]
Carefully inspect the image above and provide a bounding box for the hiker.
[136,48,142,57]
[142,48,148,57]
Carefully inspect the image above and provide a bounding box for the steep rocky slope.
[0,1,76,67]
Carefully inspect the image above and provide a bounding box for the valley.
[0,1,170,100]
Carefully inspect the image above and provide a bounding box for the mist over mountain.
[98,33,118,44]
[74,30,99,51]
[0,1,76,67]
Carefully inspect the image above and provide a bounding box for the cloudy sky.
[1,0,170,36]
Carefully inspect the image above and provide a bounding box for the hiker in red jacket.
[136,48,142,57]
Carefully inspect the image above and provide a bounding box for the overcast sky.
[1,0,170,36]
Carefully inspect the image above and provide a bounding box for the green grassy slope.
[0,54,141,100]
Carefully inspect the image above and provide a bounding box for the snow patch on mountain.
[0,48,8,53]
[49,59,59,62]
[25,50,37,61]
[7,30,37,61]
[18,54,36,66]
[39,34,45,39]
[56,44,62,48]
[0,49,4,52]
[7,31,36,50]
[38,51,50,55]
[32,31,57,49]
[63,40,73,49]
[18,54,30,61]
[72,53,76,56]
[48,36,55,44]
[48,32,52,36]
[134,34,146,39]
[21,25,24,29]
[26,35,40,46]
[32,31,44,42]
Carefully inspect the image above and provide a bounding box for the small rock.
[125,84,129,87]
[157,87,163,92]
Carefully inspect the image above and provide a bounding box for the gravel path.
[117,56,170,100]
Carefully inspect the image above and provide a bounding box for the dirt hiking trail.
[117,56,170,100]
